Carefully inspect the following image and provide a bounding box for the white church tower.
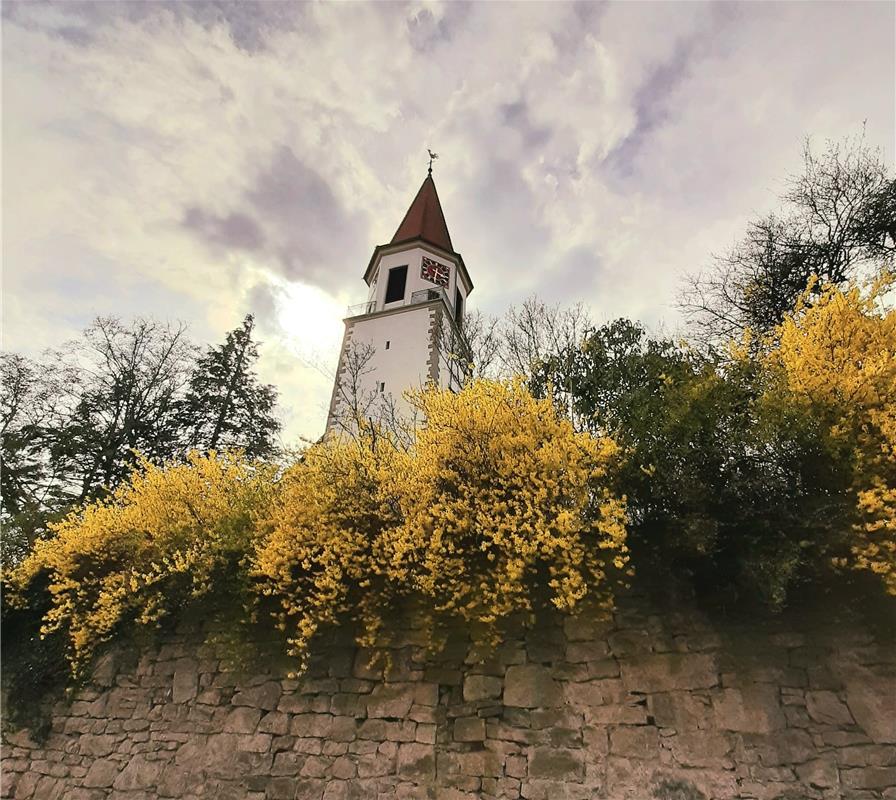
[326,166,473,433]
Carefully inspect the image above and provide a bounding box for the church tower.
[326,168,473,433]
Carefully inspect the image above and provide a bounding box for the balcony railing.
[345,287,450,318]
[345,300,376,317]
[410,287,449,306]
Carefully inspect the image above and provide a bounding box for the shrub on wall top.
[253,380,628,667]
[8,451,278,677]
[8,381,629,678]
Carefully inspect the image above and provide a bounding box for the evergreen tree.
[178,315,280,458]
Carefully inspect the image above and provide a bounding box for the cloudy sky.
[3,1,894,442]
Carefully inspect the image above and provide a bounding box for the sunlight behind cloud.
[275,278,345,371]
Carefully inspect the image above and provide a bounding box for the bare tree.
[459,309,501,379]
[0,354,71,561]
[681,132,895,347]
[327,341,419,447]
[327,341,378,435]
[47,317,196,501]
[788,133,896,263]
[496,297,593,383]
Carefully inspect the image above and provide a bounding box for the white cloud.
[2,0,893,442]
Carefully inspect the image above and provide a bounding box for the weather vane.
[427,148,439,174]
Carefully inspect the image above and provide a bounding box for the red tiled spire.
[391,174,454,253]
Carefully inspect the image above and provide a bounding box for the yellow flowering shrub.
[8,452,277,676]
[387,380,628,634]
[767,274,896,593]
[251,433,403,666]
[252,381,629,663]
[11,383,628,677]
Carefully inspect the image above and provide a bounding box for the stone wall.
[3,593,895,800]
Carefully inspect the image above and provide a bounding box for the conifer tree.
[178,315,280,458]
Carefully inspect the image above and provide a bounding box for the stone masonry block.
[172,658,198,704]
[796,758,839,789]
[805,690,853,726]
[463,675,503,702]
[527,747,585,781]
[712,685,785,734]
[454,716,486,742]
[223,707,262,734]
[232,681,281,711]
[504,666,562,708]
[608,726,659,760]
[366,684,415,719]
[112,754,163,791]
[844,668,896,744]
[82,758,118,788]
[397,742,435,779]
[666,730,733,768]
[620,653,718,693]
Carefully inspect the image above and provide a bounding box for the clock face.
[421,256,450,288]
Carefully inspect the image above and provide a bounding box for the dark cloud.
[245,281,282,329]
[166,1,314,52]
[182,208,265,252]
[407,2,472,52]
[183,146,368,292]
[456,156,555,307]
[2,0,312,53]
[548,245,606,305]
[247,146,367,289]
[469,157,550,253]
[603,40,698,182]
[603,7,735,184]
[500,100,552,149]
[2,1,96,45]
[571,1,606,33]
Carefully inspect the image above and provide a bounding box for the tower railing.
[345,300,376,317]
[345,287,451,318]
[409,287,449,306]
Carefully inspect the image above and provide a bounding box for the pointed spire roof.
[391,173,454,253]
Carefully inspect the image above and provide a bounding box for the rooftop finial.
[427,148,439,174]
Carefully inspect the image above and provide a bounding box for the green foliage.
[1,353,77,561]
[1,594,68,740]
[536,318,856,609]
[1,315,281,567]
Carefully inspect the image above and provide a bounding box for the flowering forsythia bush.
[11,302,893,684]
[9,452,278,677]
[252,380,629,666]
[386,382,628,627]
[9,382,629,676]
[251,435,403,666]
[765,275,896,594]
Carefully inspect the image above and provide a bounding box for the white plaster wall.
[331,305,439,424]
